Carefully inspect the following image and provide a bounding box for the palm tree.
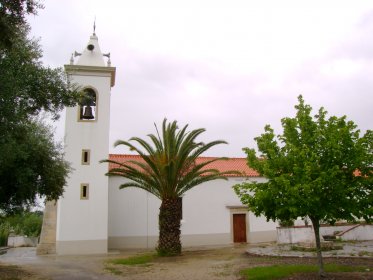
[101,119,236,256]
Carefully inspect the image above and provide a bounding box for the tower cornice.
[64,64,116,87]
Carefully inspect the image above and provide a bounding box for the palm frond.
[101,119,230,199]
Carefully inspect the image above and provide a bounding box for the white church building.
[37,31,278,255]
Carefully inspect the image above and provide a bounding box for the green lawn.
[108,253,156,266]
[241,264,371,280]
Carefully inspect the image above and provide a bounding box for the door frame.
[233,213,247,242]
[227,206,249,243]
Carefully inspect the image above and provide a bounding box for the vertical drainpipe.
[146,191,149,248]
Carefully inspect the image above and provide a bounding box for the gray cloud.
[30,1,373,157]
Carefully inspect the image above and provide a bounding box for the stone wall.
[8,235,38,247]
[36,200,57,254]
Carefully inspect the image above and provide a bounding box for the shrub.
[2,211,43,238]
[279,219,294,227]
[0,222,11,246]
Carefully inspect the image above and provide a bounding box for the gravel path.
[0,243,373,279]
[248,240,373,258]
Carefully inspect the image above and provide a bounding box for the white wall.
[108,175,278,247]
[277,226,315,244]
[340,225,373,241]
[109,177,242,238]
[57,71,112,252]
[182,178,241,235]
[320,225,352,236]
[277,224,373,244]
[249,212,278,232]
[108,176,159,237]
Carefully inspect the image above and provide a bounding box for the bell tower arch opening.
[79,87,97,121]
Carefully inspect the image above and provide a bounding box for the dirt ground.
[1,245,373,279]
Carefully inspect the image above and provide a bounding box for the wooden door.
[233,214,247,243]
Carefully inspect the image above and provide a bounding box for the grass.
[290,244,343,252]
[108,253,156,266]
[241,264,370,280]
[358,251,373,257]
[0,264,43,280]
[105,266,123,275]
[105,253,156,275]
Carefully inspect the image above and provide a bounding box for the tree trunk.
[158,197,182,256]
[310,216,326,277]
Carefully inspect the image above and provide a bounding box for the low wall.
[339,225,373,241]
[320,225,352,236]
[277,224,373,244]
[277,226,314,244]
[8,236,38,247]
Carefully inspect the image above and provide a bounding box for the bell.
[82,106,94,119]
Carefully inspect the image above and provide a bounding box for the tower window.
[80,184,89,200]
[81,149,90,165]
[79,88,97,121]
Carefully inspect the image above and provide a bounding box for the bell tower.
[56,30,116,255]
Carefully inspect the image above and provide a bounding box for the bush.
[0,222,11,246]
[1,211,43,239]
[22,212,43,237]
[279,219,294,227]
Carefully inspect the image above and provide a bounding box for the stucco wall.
[108,176,277,248]
[277,224,373,244]
[340,225,373,241]
[57,72,112,254]
[8,236,38,247]
[320,225,352,236]
[277,226,315,244]
[249,212,277,232]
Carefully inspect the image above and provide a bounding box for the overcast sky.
[28,0,373,157]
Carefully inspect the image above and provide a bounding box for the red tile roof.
[108,154,260,177]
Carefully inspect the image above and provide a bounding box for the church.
[37,31,278,255]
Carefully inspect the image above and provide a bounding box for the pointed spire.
[93,17,96,35]
[69,23,112,67]
[76,31,105,66]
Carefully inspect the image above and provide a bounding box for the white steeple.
[76,33,106,66]
[56,28,116,255]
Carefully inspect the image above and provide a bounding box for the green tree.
[234,96,372,276]
[0,26,78,126]
[0,4,79,212]
[0,120,70,213]
[0,0,42,50]
[101,119,235,256]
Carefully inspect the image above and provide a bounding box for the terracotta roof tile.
[108,154,259,177]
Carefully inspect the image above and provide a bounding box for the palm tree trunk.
[310,216,326,277]
[158,197,182,256]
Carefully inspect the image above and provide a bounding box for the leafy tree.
[0,120,70,213]
[0,6,79,212]
[0,0,43,50]
[101,119,236,256]
[234,95,372,276]
[0,26,78,126]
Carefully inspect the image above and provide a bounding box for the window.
[78,88,97,121]
[81,149,90,165]
[80,184,89,200]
